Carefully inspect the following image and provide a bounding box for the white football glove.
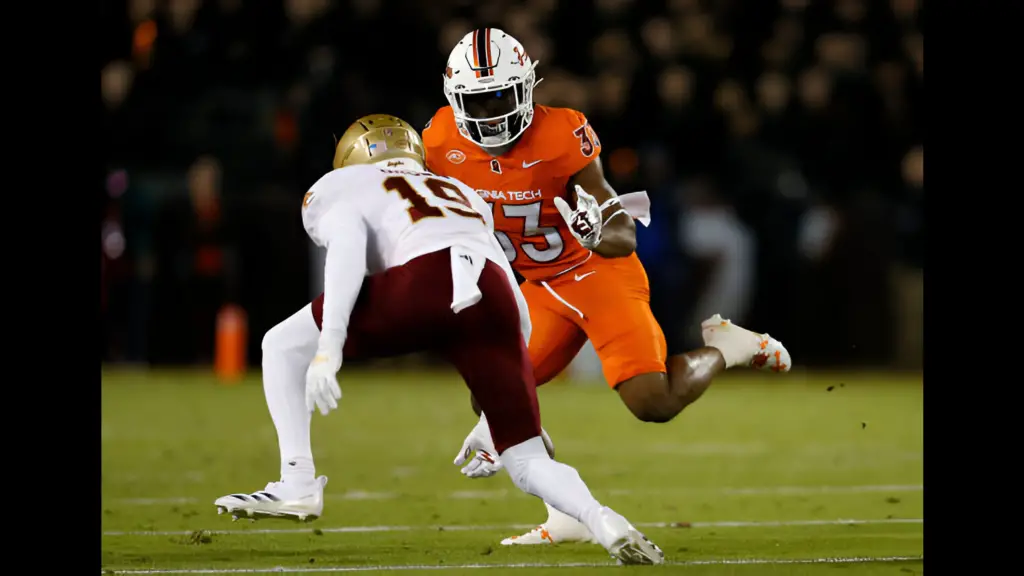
[452,413,556,479]
[553,185,603,250]
[305,335,343,416]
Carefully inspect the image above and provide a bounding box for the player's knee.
[262,305,322,357]
[261,323,287,354]
[615,373,683,423]
[261,315,307,356]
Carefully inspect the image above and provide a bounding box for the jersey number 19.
[383,176,484,224]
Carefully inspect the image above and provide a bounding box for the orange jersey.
[423,105,603,281]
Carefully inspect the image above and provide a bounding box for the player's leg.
[615,312,791,423]
[213,250,458,523]
[261,304,320,483]
[312,247,658,562]
[573,255,789,422]
[462,281,596,544]
[214,304,328,522]
[445,260,663,564]
[523,281,591,387]
[468,283,586,416]
[214,249,480,523]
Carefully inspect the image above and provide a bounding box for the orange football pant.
[520,252,668,388]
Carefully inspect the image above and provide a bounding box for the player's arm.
[301,191,367,416]
[568,157,637,258]
[317,205,368,353]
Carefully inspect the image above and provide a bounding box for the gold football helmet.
[332,114,426,170]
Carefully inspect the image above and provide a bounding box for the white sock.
[262,304,321,485]
[501,437,607,543]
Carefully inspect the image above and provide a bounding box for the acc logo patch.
[446,149,467,164]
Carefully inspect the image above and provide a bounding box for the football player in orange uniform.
[424,28,792,546]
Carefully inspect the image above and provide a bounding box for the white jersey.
[301,160,530,344]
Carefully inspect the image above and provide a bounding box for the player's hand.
[460,449,505,478]
[453,414,559,478]
[304,337,343,416]
[453,413,502,478]
[554,186,603,250]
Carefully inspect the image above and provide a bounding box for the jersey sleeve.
[301,166,372,247]
[422,107,454,176]
[318,205,368,344]
[301,176,337,248]
[552,109,603,179]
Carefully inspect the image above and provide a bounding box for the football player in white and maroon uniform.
[212,114,664,566]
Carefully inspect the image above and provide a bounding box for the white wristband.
[603,208,629,226]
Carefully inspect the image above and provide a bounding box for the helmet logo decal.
[513,46,527,66]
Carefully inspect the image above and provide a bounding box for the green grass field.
[101,369,923,575]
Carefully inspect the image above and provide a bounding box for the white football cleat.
[701,314,791,372]
[591,507,665,565]
[501,504,597,545]
[214,476,328,522]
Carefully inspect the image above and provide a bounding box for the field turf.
[101,369,923,575]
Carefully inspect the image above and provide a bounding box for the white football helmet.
[443,28,541,149]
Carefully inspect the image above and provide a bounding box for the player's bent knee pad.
[262,305,320,354]
[261,327,282,353]
[261,322,290,353]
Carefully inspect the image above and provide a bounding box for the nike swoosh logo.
[574,271,596,282]
[522,159,543,168]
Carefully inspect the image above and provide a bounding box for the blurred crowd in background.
[100,0,923,371]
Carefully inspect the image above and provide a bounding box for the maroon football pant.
[311,248,540,454]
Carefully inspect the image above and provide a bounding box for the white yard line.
[110,483,923,506]
[103,555,924,574]
[714,484,922,496]
[103,517,923,537]
[446,490,509,499]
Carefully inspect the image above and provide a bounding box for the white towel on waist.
[450,246,486,313]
